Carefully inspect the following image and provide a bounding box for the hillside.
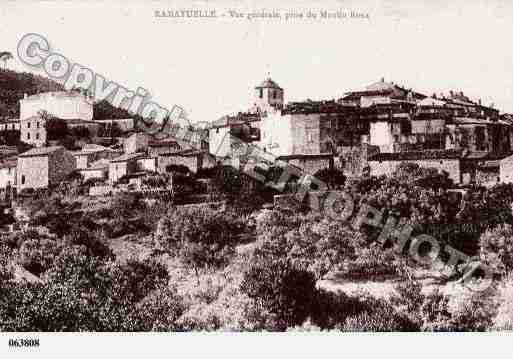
[0,68,133,120]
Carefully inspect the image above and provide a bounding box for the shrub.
[492,274,513,330]
[340,294,418,331]
[419,289,453,331]
[126,286,185,331]
[479,224,513,274]
[17,236,63,276]
[343,245,399,279]
[312,167,346,189]
[240,258,316,331]
[446,288,497,331]
[159,206,242,272]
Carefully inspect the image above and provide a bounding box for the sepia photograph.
[0,0,512,357]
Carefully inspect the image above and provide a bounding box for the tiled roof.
[453,117,495,125]
[82,158,110,170]
[159,150,203,158]
[211,113,260,128]
[24,91,88,101]
[110,152,145,163]
[255,78,282,89]
[148,139,179,147]
[370,150,512,162]
[278,153,334,160]
[369,150,462,161]
[19,146,64,157]
[283,100,357,115]
[73,144,111,156]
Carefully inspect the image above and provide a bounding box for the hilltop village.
[4,72,513,332]
[1,76,513,206]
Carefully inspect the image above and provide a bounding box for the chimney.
[449,90,454,96]
[433,93,437,99]
[460,91,464,96]
[478,99,482,105]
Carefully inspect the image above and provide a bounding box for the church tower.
[253,77,284,113]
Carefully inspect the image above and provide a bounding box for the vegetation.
[2,161,512,332]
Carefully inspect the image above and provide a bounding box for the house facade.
[108,153,144,183]
[20,91,93,121]
[20,115,47,147]
[17,146,75,193]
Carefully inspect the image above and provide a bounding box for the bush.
[479,224,513,274]
[126,286,185,331]
[17,236,63,276]
[340,294,418,331]
[313,167,346,189]
[492,274,513,330]
[159,206,242,272]
[240,258,316,331]
[446,288,497,331]
[343,245,399,279]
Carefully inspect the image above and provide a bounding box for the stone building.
[108,153,144,183]
[19,115,47,147]
[124,132,149,154]
[368,150,462,184]
[339,78,426,108]
[78,159,110,182]
[148,139,181,157]
[72,144,120,169]
[276,154,334,176]
[0,119,20,131]
[260,100,366,156]
[17,146,75,193]
[157,150,204,174]
[20,91,93,121]
[208,113,260,158]
[93,118,134,132]
[252,77,284,114]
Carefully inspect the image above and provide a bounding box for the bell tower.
[254,76,284,113]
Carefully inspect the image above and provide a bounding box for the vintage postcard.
[0,0,512,357]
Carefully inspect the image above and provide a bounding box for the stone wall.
[0,167,16,189]
[124,133,149,154]
[284,156,332,175]
[158,154,201,173]
[17,156,49,192]
[368,158,461,184]
[500,155,513,183]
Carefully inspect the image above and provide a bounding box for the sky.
[1,0,513,123]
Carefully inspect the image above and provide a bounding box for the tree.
[0,51,13,69]
[313,167,346,189]
[44,114,69,141]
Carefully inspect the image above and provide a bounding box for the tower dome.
[254,77,284,112]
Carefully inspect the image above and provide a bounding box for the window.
[27,122,30,129]
[21,175,25,185]
[37,122,40,128]
[36,133,39,140]
[216,128,219,134]
[259,88,263,99]
[27,133,30,140]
